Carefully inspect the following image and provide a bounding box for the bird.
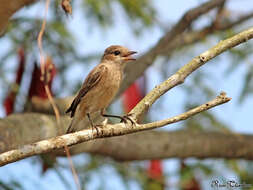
[65,45,137,133]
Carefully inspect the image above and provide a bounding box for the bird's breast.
[103,67,122,93]
[81,65,123,113]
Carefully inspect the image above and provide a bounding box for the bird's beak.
[123,51,137,61]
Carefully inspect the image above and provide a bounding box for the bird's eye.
[114,50,121,56]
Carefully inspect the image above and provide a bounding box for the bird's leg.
[100,109,136,126]
[87,113,99,135]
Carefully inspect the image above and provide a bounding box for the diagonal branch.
[130,27,253,119]
[1,113,253,161]
[120,11,253,96]
[0,92,230,166]
[122,0,225,95]
[155,0,225,47]
[138,92,231,130]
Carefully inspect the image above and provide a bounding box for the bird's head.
[102,45,137,66]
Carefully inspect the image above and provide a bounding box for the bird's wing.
[66,65,108,117]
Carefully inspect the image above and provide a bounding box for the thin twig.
[37,0,81,189]
[37,0,50,78]
[140,92,231,130]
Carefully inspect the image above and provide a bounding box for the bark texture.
[1,113,253,162]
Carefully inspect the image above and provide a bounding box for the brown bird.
[66,45,137,133]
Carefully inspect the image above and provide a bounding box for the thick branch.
[0,0,35,34]
[66,130,253,161]
[0,93,230,166]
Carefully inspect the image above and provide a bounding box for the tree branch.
[154,0,225,46]
[1,113,253,162]
[0,0,35,35]
[2,26,253,166]
[0,93,230,166]
[64,130,253,161]
[130,27,253,119]
[120,9,253,97]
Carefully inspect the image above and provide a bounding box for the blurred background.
[0,0,253,189]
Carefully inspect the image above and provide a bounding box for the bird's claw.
[120,113,137,126]
[92,125,103,136]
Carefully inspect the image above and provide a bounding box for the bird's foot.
[92,124,104,136]
[101,113,137,126]
[120,113,137,126]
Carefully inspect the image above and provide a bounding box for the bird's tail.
[66,114,82,133]
[66,119,75,133]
